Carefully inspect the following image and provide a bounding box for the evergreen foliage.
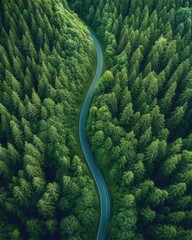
[69,0,192,239]
[0,0,98,239]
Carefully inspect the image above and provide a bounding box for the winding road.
[79,31,111,240]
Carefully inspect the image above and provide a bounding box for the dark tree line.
[69,0,192,239]
[0,0,98,239]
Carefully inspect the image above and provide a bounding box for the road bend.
[79,31,111,240]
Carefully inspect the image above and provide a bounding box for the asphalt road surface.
[79,31,111,240]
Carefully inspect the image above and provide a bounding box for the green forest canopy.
[0,0,98,239]
[69,0,192,239]
[0,0,192,239]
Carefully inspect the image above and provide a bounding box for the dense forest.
[1,0,192,239]
[0,0,98,239]
[69,0,192,239]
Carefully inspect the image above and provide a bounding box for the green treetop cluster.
[0,0,98,239]
[69,0,192,239]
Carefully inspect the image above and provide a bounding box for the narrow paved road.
[79,31,111,240]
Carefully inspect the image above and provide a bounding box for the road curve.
[79,31,111,240]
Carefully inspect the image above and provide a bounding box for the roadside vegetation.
[69,0,192,239]
[0,0,98,239]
